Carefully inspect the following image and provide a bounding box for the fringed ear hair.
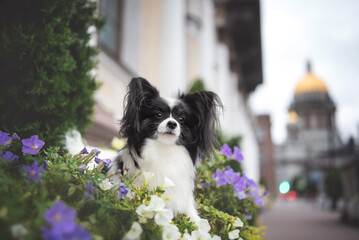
[119,77,159,139]
[180,91,223,161]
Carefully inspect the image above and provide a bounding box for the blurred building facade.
[85,0,263,181]
[275,62,343,196]
[255,114,276,197]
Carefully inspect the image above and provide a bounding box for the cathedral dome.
[294,62,328,96]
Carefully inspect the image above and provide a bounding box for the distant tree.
[0,0,103,145]
[188,78,206,93]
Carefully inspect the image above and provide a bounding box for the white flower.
[162,224,181,240]
[155,208,174,226]
[212,235,221,240]
[138,216,148,224]
[86,162,96,171]
[191,230,211,240]
[123,222,143,240]
[142,171,154,185]
[148,195,166,212]
[11,224,28,239]
[233,217,244,228]
[182,233,192,240]
[197,219,211,234]
[163,177,176,188]
[136,204,154,219]
[99,179,113,190]
[228,229,240,240]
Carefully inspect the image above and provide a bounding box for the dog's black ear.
[119,77,159,138]
[180,91,223,160]
[128,77,159,101]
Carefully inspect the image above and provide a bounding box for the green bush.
[0,0,102,146]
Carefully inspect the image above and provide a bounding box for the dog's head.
[119,77,222,164]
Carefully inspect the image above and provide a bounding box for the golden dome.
[294,61,328,95]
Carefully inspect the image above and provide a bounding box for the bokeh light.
[279,181,291,194]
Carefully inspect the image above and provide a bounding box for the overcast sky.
[250,0,359,144]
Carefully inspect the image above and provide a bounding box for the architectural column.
[159,0,186,96]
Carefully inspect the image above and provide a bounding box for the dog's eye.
[178,117,185,124]
[155,112,164,119]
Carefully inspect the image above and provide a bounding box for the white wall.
[159,0,187,97]
[200,0,217,91]
[215,43,260,181]
[121,0,140,73]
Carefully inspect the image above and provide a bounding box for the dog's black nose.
[167,121,177,129]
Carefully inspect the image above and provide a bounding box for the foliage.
[188,78,206,93]
[217,134,242,150]
[0,0,102,146]
[291,175,307,196]
[0,131,266,239]
[196,144,266,229]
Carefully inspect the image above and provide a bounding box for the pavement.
[260,200,359,240]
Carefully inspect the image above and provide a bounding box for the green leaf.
[64,172,71,181]
[67,186,76,196]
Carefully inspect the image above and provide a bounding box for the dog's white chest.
[135,139,196,214]
[140,139,195,188]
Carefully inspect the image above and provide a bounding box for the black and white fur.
[67,77,222,222]
[109,78,222,222]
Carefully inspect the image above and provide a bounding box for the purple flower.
[84,183,95,200]
[118,183,128,200]
[41,227,58,240]
[11,133,20,141]
[220,144,232,158]
[243,214,252,220]
[43,160,49,170]
[63,225,92,240]
[78,164,86,173]
[251,192,264,206]
[212,169,227,186]
[224,168,240,185]
[23,161,45,181]
[233,146,244,163]
[42,220,92,240]
[86,183,95,192]
[0,132,20,147]
[1,151,19,163]
[90,149,100,156]
[103,159,111,168]
[200,182,211,188]
[94,157,102,164]
[95,158,111,168]
[234,190,247,200]
[44,201,77,235]
[80,147,89,154]
[241,172,260,191]
[246,178,260,191]
[0,131,11,146]
[232,177,246,192]
[22,135,45,155]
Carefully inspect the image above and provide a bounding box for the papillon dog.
[67,77,222,222]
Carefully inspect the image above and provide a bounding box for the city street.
[260,200,359,240]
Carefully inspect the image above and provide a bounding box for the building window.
[98,0,122,60]
[98,0,139,73]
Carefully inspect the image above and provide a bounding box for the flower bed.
[0,131,266,239]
